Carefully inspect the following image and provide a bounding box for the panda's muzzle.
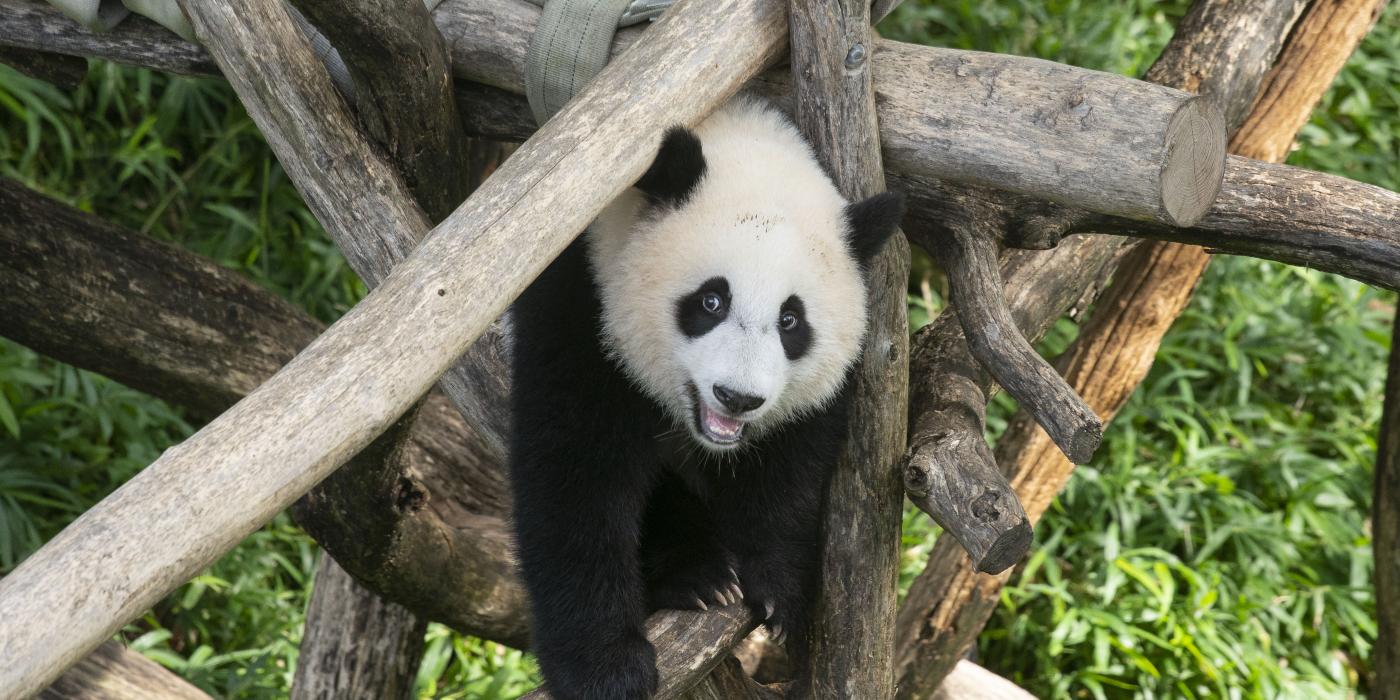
[686,383,747,446]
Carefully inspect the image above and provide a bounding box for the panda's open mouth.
[687,383,745,446]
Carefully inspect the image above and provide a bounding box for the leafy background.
[1,0,1396,697]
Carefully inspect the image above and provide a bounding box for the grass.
[0,1,1396,697]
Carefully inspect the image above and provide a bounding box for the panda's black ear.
[845,191,906,264]
[636,126,706,207]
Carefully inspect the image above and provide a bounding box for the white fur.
[588,97,869,448]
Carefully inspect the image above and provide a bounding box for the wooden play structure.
[0,0,1397,697]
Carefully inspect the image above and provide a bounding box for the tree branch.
[37,641,212,700]
[895,0,1383,695]
[1376,310,1400,700]
[0,177,529,645]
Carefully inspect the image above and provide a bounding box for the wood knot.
[393,476,428,513]
[903,463,929,494]
[971,490,1002,522]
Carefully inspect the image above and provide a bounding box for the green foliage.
[0,1,1394,698]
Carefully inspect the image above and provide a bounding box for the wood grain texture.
[0,1,216,75]
[0,178,528,644]
[292,558,426,700]
[894,0,1380,695]
[0,0,788,692]
[0,0,1225,225]
[520,606,757,700]
[928,661,1035,700]
[1377,311,1400,700]
[932,207,1102,464]
[287,0,471,224]
[787,0,907,696]
[0,46,86,87]
[5,0,1393,289]
[37,641,212,700]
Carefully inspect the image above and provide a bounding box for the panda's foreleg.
[641,474,742,612]
[510,434,660,700]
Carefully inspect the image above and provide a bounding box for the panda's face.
[588,100,904,451]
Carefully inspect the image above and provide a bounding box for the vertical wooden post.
[788,1,909,695]
[1376,312,1400,700]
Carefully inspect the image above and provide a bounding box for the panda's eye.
[779,311,799,331]
[701,292,724,314]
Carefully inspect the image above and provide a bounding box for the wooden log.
[6,1,1398,292]
[37,641,213,700]
[930,207,1102,464]
[901,233,1126,575]
[520,607,757,700]
[678,656,783,700]
[786,0,907,695]
[292,558,426,700]
[929,661,1036,700]
[0,0,1226,226]
[0,45,86,87]
[1377,312,1400,700]
[894,0,1379,695]
[0,177,528,643]
[0,0,788,693]
[286,0,471,224]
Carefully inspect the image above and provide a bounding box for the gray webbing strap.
[524,0,675,124]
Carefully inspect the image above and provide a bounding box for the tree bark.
[292,558,426,700]
[0,177,527,644]
[37,641,212,700]
[0,45,86,87]
[1376,312,1400,700]
[894,0,1384,695]
[787,0,907,696]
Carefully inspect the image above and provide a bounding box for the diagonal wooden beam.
[0,0,788,694]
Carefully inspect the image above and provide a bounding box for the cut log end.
[1061,412,1104,465]
[976,518,1032,575]
[1159,97,1227,227]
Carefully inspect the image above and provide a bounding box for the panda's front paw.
[542,632,659,700]
[647,555,743,612]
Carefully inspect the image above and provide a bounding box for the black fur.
[675,277,730,338]
[844,191,906,264]
[509,244,853,700]
[778,295,812,361]
[635,127,707,208]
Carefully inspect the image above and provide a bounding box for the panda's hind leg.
[641,475,743,612]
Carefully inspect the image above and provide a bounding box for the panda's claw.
[763,601,775,620]
[729,583,744,601]
[693,595,709,611]
[771,623,786,645]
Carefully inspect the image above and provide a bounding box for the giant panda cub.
[509,96,905,699]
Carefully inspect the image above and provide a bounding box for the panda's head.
[588,98,904,452]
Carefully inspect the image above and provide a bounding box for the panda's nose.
[713,385,765,414]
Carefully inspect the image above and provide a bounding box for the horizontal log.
[37,641,212,700]
[1079,156,1400,290]
[6,0,1393,293]
[1,0,1225,226]
[0,177,527,642]
[521,606,756,700]
[0,0,788,693]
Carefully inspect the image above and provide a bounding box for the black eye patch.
[676,277,730,338]
[779,295,813,361]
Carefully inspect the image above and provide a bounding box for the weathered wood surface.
[292,558,426,700]
[287,0,471,224]
[37,641,212,700]
[787,0,907,695]
[7,0,1399,290]
[1,0,1225,226]
[0,45,86,87]
[931,208,1102,464]
[520,606,757,700]
[928,661,1036,700]
[0,0,789,692]
[678,656,783,700]
[894,0,1378,695]
[1377,311,1400,700]
[0,178,528,643]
